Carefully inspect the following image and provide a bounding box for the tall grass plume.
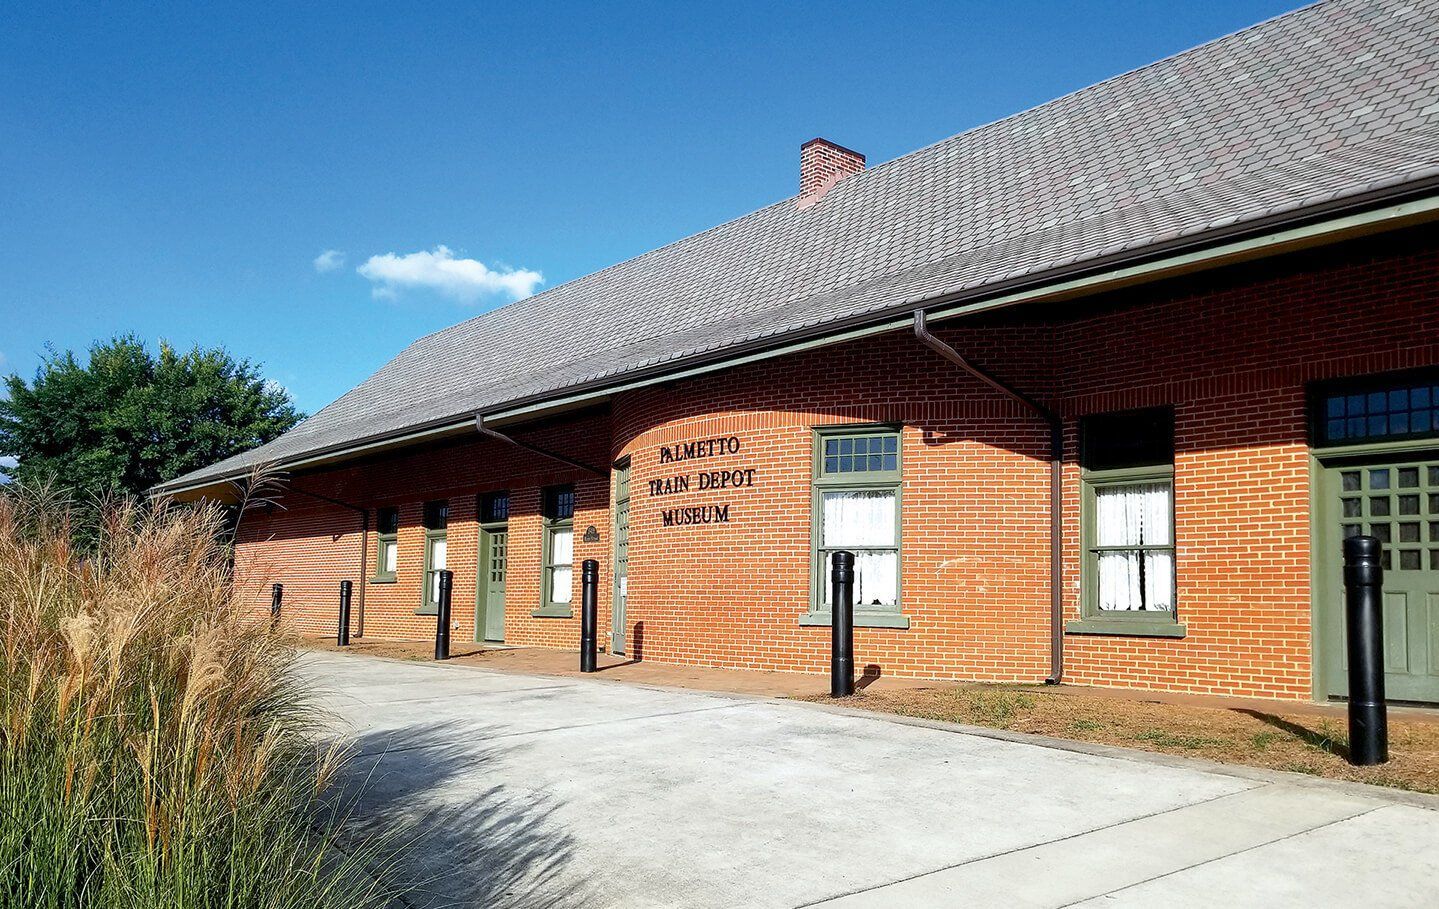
[0,484,392,908]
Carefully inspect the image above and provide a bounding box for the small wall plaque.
[582,525,601,543]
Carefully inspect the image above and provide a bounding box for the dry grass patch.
[303,637,493,663]
[810,684,1439,794]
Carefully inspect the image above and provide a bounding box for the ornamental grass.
[0,485,394,909]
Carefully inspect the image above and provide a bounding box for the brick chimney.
[797,137,864,209]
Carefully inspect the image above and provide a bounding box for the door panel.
[612,462,630,655]
[479,528,507,642]
[1384,591,1409,672]
[1321,455,1439,703]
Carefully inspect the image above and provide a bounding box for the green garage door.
[1319,457,1439,704]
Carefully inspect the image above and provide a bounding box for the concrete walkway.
[306,652,1439,908]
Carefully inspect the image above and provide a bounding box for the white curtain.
[823,491,898,607]
[428,538,447,603]
[1095,483,1173,611]
[822,491,895,547]
[382,539,397,574]
[550,528,573,603]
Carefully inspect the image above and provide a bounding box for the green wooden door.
[1320,457,1439,703]
[479,528,508,642]
[611,462,630,655]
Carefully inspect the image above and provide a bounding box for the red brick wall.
[233,230,1439,700]
[234,411,615,649]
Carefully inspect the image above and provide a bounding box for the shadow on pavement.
[334,723,590,909]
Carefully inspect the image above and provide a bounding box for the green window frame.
[1311,369,1439,449]
[1068,408,1184,638]
[479,490,510,525]
[419,500,448,615]
[801,425,909,630]
[373,506,399,583]
[535,485,575,617]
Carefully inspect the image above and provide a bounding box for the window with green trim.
[373,506,398,582]
[538,485,575,615]
[812,427,902,618]
[479,490,510,525]
[420,500,448,614]
[1077,408,1178,631]
[1312,370,1439,447]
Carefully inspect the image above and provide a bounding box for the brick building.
[160,0,1439,704]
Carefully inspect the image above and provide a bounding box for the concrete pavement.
[305,652,1439,908]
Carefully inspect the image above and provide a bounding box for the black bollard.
[434,569,453,661]
[337,580,352,646]
[1343,535,1388,765]
[580,559,599,673]
[270,583,283,627]
[831,551,855,697]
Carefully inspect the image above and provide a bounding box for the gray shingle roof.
[162,0,1439,492]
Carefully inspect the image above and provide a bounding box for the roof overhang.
[156,185,1439,502]
[485,186,1439,426]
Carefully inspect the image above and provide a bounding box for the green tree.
[0,335,302,499]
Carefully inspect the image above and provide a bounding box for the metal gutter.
[474,414,607,477]
[912,310,1065,685]
[485,187,1439,427]
[156,186,1439,496]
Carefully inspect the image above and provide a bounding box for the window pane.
[1080,408,1174,471]
[423,501,448,530]
[428,538,447,602]
[823,550,898,609]
[481,492,510,523]
[1096,551,1174,612]
[822,490,896,547]
[382,540,397,574]
[377,507,399,535]
[551,528,573,566]
[543,485,576,520]
[1097,552,1141,611]
[855,551,898,607]
[550,566,573,603]
[1320,379,1439,444]
[1143,551,1176,611]
[822,433,899,474]
[1094,483,1172,547]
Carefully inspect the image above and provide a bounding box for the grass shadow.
[1234,709,1351,761]
[333,723,590,909]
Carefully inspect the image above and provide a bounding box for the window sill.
[800,611,911,630]
[532,605,573,619]
[370,576,396,585]
[1065,619,1186,639]
[415,606,438,617]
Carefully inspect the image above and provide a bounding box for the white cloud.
[313,249,346,273]
[356,246,543,303]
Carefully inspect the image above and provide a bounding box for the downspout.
[289,486,370,639]
[913,310,1065,685]
[475,413,607,476]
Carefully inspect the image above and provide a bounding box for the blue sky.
[1,0,1298,415]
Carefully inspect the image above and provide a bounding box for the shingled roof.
[160,0,1439,493]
